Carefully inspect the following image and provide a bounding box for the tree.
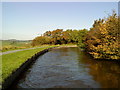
[77,29,88,48]
[31,36,51,46]
[85,11,120,60]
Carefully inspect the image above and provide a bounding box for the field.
[1,45,59,84]
[0,40,32,52]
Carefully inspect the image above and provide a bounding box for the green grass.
[1,45,54,52]
[0,55,1,88]
[1,45,59,83]
[1,46,31,52]
[1,40,31,46]
[0,40,32,52]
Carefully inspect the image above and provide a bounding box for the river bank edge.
[2,47,57,89]
[2,45,92,89]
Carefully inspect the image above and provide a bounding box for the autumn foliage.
[32,11,119,60]
[84,11,120,60]
[32,29,88,46]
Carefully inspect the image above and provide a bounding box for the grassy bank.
[1,45,59,83]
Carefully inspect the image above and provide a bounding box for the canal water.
[13,47,120,88]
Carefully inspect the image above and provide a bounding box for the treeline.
[32,11,120,60]
[32,29,88,48]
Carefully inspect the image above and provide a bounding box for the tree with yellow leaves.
[85,11,120,60]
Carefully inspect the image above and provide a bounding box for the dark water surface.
[14,47,120,88]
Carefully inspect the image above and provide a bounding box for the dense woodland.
[32,29,88,47]
[32,11,120,60]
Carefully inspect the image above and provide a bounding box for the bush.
[85,11,120,60]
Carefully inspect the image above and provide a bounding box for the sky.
[2,2,118,40]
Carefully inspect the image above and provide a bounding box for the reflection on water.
[77,50,120,88]
[14,47,120,88]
